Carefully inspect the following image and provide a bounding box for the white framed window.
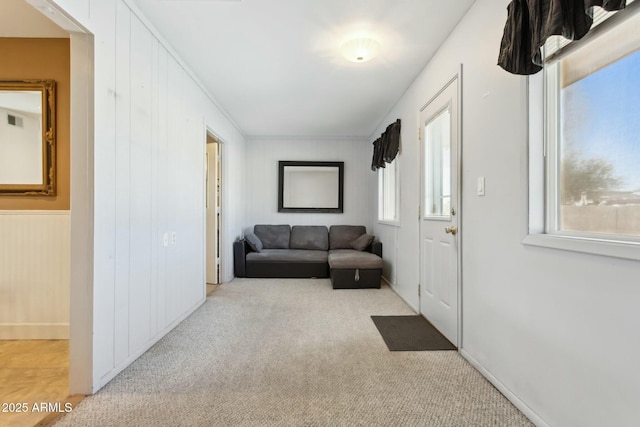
[378,158,398,223]
[525,1,640,260]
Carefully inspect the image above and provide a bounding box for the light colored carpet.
[54,278,532,427]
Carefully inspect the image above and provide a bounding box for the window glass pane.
[558,45,640,236]
[378,160,397,221]
[424,109,451,217]
[378,169,384,220]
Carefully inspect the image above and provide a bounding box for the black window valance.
[371,119,401,171]
[497,0,627,75]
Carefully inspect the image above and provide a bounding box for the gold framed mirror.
[0,80,56,196]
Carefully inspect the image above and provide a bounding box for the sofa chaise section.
[327,226,383,289]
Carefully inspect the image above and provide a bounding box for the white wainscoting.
[0,211,70,339]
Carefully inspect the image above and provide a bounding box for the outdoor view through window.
[559,46,640,237]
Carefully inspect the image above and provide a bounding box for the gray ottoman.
[328,249,383,289]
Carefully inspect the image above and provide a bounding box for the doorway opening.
[206,132,222,295]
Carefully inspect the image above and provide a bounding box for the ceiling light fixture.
[340,37,381,63]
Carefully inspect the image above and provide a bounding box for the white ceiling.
[1,0,476,138]
[132,0,476,137]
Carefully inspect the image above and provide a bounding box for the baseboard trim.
[382,276,419,313]
[0,323,69,339]
[381,275,392,286]
[94,297,206,393]
[460,349,548,427]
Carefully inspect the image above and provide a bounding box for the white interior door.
[419,75,460,346]
[206,139,219,284]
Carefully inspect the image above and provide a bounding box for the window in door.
[424,108,451,218]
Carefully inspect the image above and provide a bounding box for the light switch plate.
[477,177,485,196]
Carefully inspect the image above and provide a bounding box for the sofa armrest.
[233,240,247,277]
[369,241,382,258]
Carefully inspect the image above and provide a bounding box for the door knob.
[445,226,457,235]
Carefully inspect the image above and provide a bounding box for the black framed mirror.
[278,161,344,213]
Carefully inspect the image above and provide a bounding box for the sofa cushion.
[328,249,383,269]
[254,225,291,249]
[245,233,263,252]
[329,225,366,250]
[350,233,374,251]
[247,249,328,263]
[290,226,329,251]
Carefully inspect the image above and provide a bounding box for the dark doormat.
[371,315,456,351]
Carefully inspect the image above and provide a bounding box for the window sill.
[378,220,400,227]
[522,233,640,261]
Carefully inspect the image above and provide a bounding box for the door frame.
[204,125,225,285]
[417,65,463,349]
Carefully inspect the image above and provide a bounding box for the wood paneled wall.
[90,1,207,389]
[82,0,247,392]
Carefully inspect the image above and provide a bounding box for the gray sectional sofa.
[233,224,383,289]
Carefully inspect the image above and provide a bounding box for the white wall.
[40,0,247,393]
[245,137,373,231]
[372,1,640,426]
[0,211,70,339]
